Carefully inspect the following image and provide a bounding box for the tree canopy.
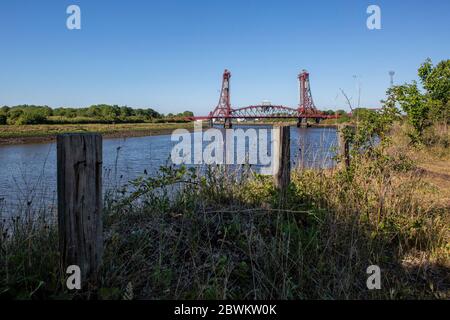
[0,104,195,125]
[386,58,450,141]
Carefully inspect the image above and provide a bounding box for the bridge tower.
[210,69,232,128]
[297,70,319,127]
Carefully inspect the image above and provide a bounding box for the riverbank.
[0,121,345,145]
[0,122,448,299]
[0,122,196,145]
[1,117,447,297]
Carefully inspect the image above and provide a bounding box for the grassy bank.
[0,121,342,145]
[0,123,448,299]
[0,122,196,145]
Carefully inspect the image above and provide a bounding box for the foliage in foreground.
[386,58,450,143]
[0,57,448,299]
[0,133,448,299]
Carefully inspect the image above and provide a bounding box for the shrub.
[14,110,48,125]
[387,59,450,142]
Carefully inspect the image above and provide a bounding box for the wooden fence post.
[57,133,103,284]
[338,125,351,169]
[273,125,291,192]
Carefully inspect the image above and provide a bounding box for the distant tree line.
[321,109,351,123]
[0,104,194,125]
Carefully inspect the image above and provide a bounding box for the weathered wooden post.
[338,125,351,169]
[57,133,103,284]
[273,125,291,192]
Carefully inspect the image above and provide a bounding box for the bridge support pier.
[297,118,310,128]
[224,118,232,128]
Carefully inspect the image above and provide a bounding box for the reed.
[0,124,448,299]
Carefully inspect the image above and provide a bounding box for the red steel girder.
[187,69,338,122]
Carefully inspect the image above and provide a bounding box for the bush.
[387,59,450,142]
[3,151,447,299]
[14,110,48,125]
[6,108,23,124]
[0,114,6,125]
[1,105,189,125]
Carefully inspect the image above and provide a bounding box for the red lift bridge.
[189,69,338,128]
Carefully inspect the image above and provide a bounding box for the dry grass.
[0,122,195,144]
[388,123,450,207]
[0,124,449,300]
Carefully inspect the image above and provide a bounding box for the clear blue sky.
[0,0,449,115]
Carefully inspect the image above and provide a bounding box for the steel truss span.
[189,69,337,127]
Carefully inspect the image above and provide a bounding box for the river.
[0,125,338,215]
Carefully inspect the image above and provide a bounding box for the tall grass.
[0,125,448,299]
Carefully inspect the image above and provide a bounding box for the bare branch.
[339,88,354,112]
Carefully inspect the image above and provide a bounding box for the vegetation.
[386,59,450,143]
[0,122,195,142]
[0,59,448,299]
[0,104,194,126]
[1,123,448,299]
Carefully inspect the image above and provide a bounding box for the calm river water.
[0,125,337,215]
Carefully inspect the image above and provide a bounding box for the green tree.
[1,106,10,114]
[388,82,429,139]
[418,58,450,124]
[99,105,120,121]
[418,58,450,103]
[15,109,48,125]
[7,108,24,124]
[181,110,194,117]
[86,105,102,118]
[120,106,133,118]
[352,108,375,119]
[0,106,8,125]
[387,59,450,141]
